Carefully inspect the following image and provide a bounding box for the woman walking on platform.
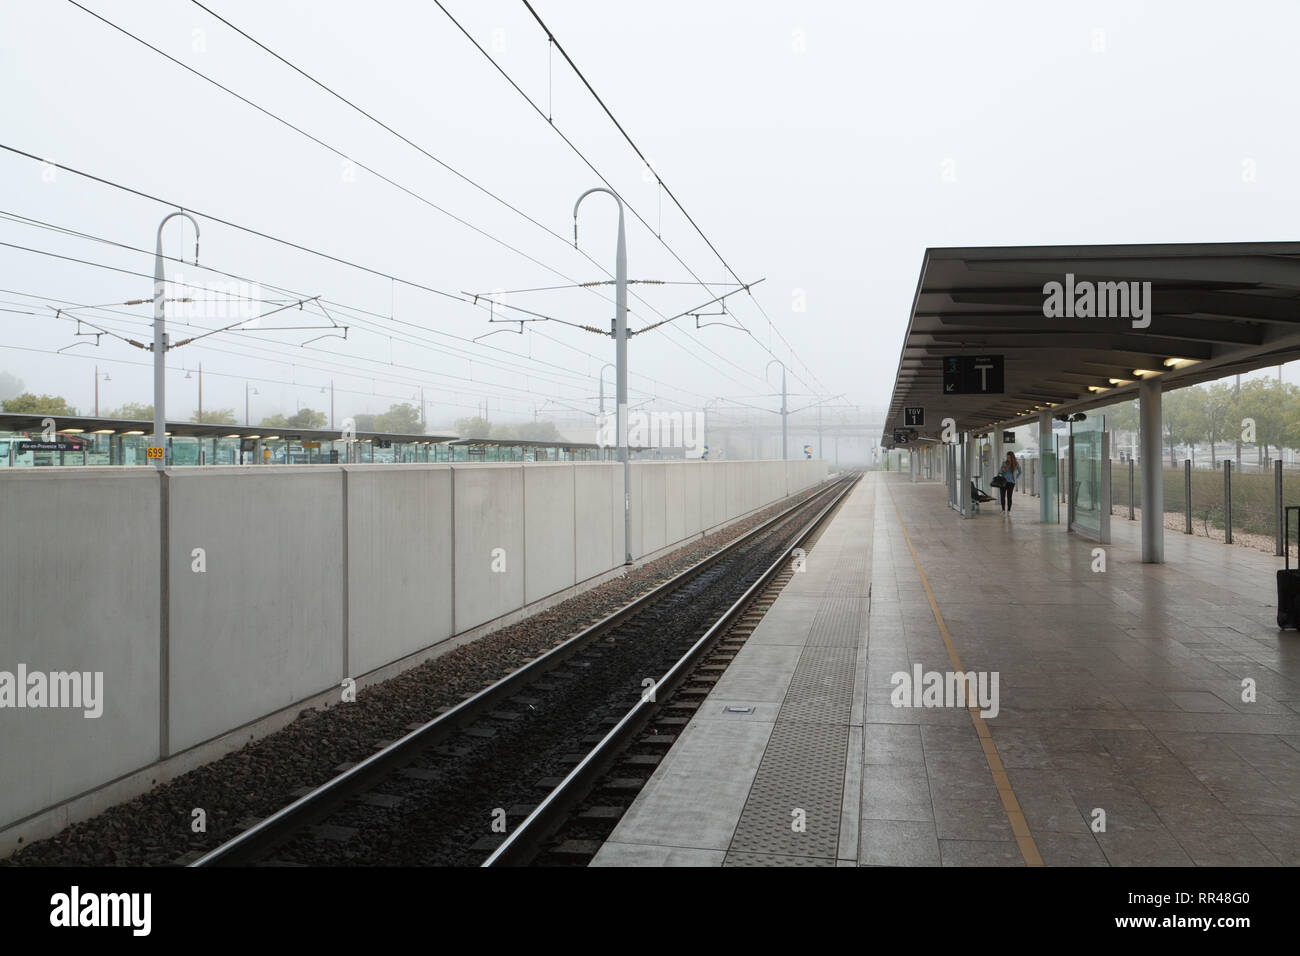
[998,451,1021,515]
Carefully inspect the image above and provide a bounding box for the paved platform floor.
[591,472,1300,866]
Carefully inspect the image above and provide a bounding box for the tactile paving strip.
[806,598,866,648]
[725,719,848,860]
[776,647,857,721]
[722,850,837,868]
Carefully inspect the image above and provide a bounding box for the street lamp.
[93,366,111,417]
[153,211,200,471]
[575,187,630,564]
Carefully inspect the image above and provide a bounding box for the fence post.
[1224,460,1233,545]
[1128,460,1135,521]
[1107,458,1113,515]
[1184,459,1192,534]
[1276,459,1285,556]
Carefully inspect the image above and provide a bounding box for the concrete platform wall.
[0,458,825,835]
[0,469,161,831]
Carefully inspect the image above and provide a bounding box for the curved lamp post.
[574,188,630,563]
[153,212,200,470]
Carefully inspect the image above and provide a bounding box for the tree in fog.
[1199,382,1235,467]
[1161,387,1203,466]
[1,392,75,414]
[106,401,153,420]
[0,371,25,402]
[372,403,422,433]
[261,408,327,429]
[191,407,238,425]
[1236,379,1297,465]
[495,420,561,441]
[454,415,492,438]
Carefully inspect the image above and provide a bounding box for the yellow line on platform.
[886,484,1044,867]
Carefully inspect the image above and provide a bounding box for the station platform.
[591,472,1300,866]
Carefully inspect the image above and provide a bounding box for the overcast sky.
[2,0,1298,435]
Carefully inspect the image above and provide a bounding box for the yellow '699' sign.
[146,446,164,460]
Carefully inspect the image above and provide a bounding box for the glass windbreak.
[1041,437,1059,523]
[1070,416,1105,539]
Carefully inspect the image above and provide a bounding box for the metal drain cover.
[724,705,756,714]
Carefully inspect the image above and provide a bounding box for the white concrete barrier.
[0,469,161,828]
[453,464,525,633]
[167,467,345,754]
[347,464,454,677]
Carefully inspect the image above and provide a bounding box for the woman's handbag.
[991,474,1007,489]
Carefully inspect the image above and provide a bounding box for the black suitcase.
[1279,506,1300,629]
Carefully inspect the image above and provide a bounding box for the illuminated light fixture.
[59,428,85,434]
[92,429,115,434]
[123,430,145,435]
[1087,385,1108,393]
[263,435,280,440]
[1163,357,1200,369]
[1108,378,1133,386]
[223,434,240,439]
[1133,369,1160,378]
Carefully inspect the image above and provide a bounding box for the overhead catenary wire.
[174,0,772,392]
[443,0,828,398]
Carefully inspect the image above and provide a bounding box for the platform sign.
[1003,430,1016,444]
[942,355,1004,394]
[17,440,85,452]
[286,434,302,441]
[145,446,164,460]
[904,406,924,427]
[892,428,911,445]
[301,441,321,449]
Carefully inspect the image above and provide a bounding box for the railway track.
[192,472,859,867]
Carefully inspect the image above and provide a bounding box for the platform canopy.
[882,241,1300,446]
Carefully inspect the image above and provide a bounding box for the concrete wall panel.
[524,464,576,604]
[347,465,453,676]
[682,461,702,537]
[0,469,161,830]
[167,467,344,753]
[453,464,524,633]
[664,462,686,546]
[574,463,618,581]
[635,463,667,558]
